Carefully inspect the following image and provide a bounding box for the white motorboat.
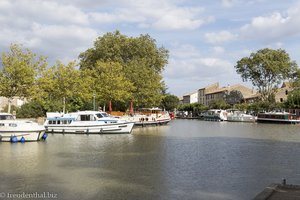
[0,113,46,142]
[202,109,228,121]
[119,107,171,126]
[44,111,134,134]
[227,110,256,122]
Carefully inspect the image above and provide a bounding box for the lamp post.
[93,93,96,111]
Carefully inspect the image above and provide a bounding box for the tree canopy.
[160,94,180,111]
[0,33,171,116]
[225,90,243,105]
[32,61,92,112]
[235,48,298,101]
[79,30,169,108]
[85,61,134,106]
[0,44,47,113]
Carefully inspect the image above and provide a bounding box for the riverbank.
[254,180,300,200]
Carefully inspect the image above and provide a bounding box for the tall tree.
[79,31,169,107]
[124,59,164,107]
[33,61,91,112]
[161,94,180,111]
[224,90,243,105]
[0,44,47,113]
[235,48,298,101]
[84,61,134,108]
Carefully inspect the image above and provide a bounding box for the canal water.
[1,119,300,200]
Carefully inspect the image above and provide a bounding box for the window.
[80,115,94,121]
[0,115,14,120]
[96,114,103,118]
[9,123,17,127]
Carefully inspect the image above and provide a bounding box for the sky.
[1,0,300,97]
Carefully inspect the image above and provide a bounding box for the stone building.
[182,91,198,104]
[202,83,256,106]
[275,82,291,103]
[0,97,26,111]
[198,83,219,106]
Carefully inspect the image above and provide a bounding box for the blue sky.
[1,0,300,96]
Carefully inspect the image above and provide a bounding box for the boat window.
[80,115,94,121]
[0,115,14,120]
[9,123,17,127]
[96,113,103,118]
[0,123,4,126]
[49,120,53,124]
[97,113,109,118]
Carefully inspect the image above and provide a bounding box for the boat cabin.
[258,113,298,120]
[46,111,118,125]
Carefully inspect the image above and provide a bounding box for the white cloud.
[0,0,97,64]
[151,7,206,30]
[0,0,89,28]
[211,46,225,54]
[221,0,238,8]
[170,44,201,59]
[31,24,97,42]
[29,24,97,62]
[165,55,232,80]
[240,2,300,42]
[205,31,237,44]
[89,0,210,31]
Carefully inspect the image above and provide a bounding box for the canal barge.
[44,111,134,134]
[119,107,171,126]
[256,111,300,124]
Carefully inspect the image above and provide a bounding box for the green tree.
[125,60,164,107]
[16,101,45,118]
[84,61,134,109]
[235,48,298,102]
[208,99,230,109]
[285,89,300,108]
[161,94,180,111]
[247,101,283,113]
[225,90,244,105]
[33,61,91,112]
[0,44,47,113]
[79,31,169,107]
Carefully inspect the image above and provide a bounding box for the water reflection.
[1,119,300,199]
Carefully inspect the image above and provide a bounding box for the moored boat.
[44,110,134,134]
[257,111,300,124]
[119,107,171,126]
[202,109,228,121]
[227,110,256,123]
[0,113,46,142]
